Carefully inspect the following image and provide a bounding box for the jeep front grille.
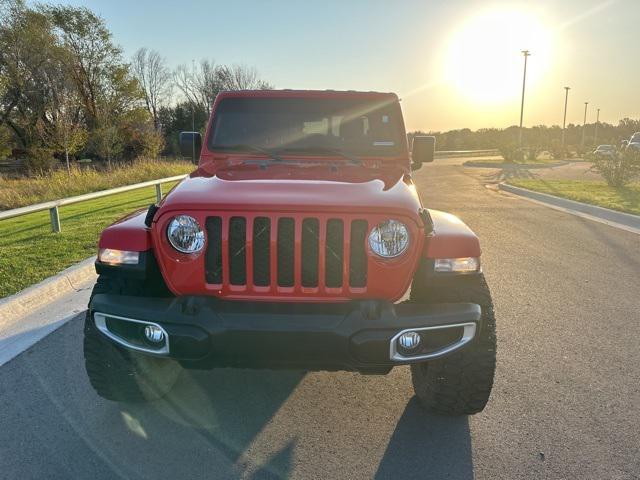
[204,215,368,292]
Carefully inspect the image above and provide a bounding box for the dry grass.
[0,158,194,210]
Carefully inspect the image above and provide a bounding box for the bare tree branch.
[131,47,171,130]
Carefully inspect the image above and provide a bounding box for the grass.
[0,158,193,210]
[508,179,640,216]
[0,182,180,298]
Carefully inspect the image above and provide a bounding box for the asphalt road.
[2,160,639,480]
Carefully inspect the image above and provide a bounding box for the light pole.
[581,102,589,148]
[191,59,196,163]
[594,108,600,146]
[518,50,530,147]
[561,87,570,152]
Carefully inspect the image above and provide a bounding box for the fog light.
[398,331,421,351]
[144,325,165,344]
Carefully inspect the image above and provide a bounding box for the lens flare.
[444,8,553,104]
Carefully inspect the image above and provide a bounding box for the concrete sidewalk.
[0,257,96,366]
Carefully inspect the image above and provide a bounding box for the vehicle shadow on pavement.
[374,398,474,480]
[0,315,303,480]
[1,315,475,480]
[124,367,305,479]
[480,165,537,183]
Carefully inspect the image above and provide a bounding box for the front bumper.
[89,295,481,373]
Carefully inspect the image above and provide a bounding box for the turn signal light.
[434,257,480,273]
[98,248,140,265]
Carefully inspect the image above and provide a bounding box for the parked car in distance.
[626,132,640,152]
[593,144,616,158]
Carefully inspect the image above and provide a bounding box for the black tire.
[409,273,497,416]
[83,276,181,402]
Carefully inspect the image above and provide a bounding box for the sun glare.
[444,9,553,104]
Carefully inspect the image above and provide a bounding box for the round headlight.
[368,219,410,258]
[167,215,205,254]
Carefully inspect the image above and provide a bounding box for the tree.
[0,1,61,148]
[174,59,224,116]
[131,48,171,130]
[157,101,207,156]
[42,5,142,129]
[173,60,271,116]
[90,120,121,169]
[36,78,87,173]
[117,107,164,159]
[217,64,273,90]
[0,124,12,159]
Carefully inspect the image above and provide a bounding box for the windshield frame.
[205,94,408,159]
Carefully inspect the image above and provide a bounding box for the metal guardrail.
[0,149,498,233]
[435,149,499,157]
[0,174,187,233]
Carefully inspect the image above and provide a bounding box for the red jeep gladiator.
[86,90,496,415]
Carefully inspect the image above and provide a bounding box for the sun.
[444,8,553,104]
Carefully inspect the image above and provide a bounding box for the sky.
[39,0,640,132]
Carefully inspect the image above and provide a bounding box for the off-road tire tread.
[410,274,497,415]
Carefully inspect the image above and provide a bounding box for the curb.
[464,161,567,169]
[0,256,97,324]
[498,183,640,235]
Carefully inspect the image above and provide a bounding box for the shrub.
[139,129,165,159]
[590,149,640,187]
[526,145,543,161]
[23,148,58,174]
[0,125,13,160]
[498,143,524,162]
[548,141,568,160]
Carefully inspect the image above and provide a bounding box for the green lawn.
[0,182,179,298]
[508,179,640,216]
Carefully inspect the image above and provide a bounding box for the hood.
[158,163,423,220]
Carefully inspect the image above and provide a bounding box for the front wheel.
[409,274,497,415]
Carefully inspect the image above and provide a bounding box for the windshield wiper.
[276,146,362,165]
[219,144,284,162]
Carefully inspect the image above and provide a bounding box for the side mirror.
[179,131,202,164]
[411,136,436,170]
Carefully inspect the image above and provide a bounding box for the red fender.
[98,209,152,252]
[424,209,481,258]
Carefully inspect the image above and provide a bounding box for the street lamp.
[561,87,570,152]
[518,50,530,147]
[191,59,196,163]
[581,102,589,148]
[594,108,600,146]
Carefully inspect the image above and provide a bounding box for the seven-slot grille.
[205,216,369,292]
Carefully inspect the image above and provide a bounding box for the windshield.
[208,97,406,157]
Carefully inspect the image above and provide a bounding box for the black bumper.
[89,294,481,373]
